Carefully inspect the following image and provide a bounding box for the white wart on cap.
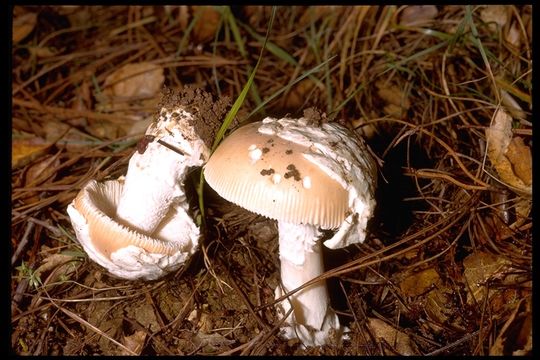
[204,122,349,230]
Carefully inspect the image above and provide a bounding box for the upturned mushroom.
[203,113,377,346]
[67,88,227,280]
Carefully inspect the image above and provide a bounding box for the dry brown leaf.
[383,103,403,117]
[87,121,121,140]
[35,253,79,275]
[126,302,161,333]
[99,62,164,137]
[462,251,511,305]
[126,118,153,136]
[187,308,198,324]
[504,137,532,186]
[377,83,411,108]
[188,304,213,333]
[486,109,512,160]
[121,330,146,356]
[24,153,60,187]
[424,288,449,327]
[425,288,466,332]
[192,6,221,43]
[103,62,164,98]
[12,135,51,169]
[500,89,527,121]
[399,268,441,297]
[489,298,532,356]
[28,46,59,58]
[164,6,189,30]
[351,117,377,139]
[299,6,342,26]
[43,122,97,152]
[69,79,92,127]
[34,252,82,288]
[188,303,234,352]
[367,318,417,355]
[22,153,61,204]
[281,79,316,110]
[199,312,213,334]
[96,318,124,353]
[525,11,532,41]
[192,332,235,353]
[505,21,521,47]
[244,6,273,27]
[490,288,522,314]
[485,109,532,196]
[399,5,438,26]
[13,12,37,44]
[376,81,410,117]
[480,5,509,30]
[511,197,531,229]
[55,5,81,16]
[59,6,92,28]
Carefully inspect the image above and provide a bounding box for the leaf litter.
[11,5,532,356]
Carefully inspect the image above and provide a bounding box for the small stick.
[12,221,35,266]
[157,139,185,156]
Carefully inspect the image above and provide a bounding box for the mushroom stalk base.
[275,222,345,347]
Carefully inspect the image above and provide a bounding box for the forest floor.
[11,5,532,355]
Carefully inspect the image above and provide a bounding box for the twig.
[217,331,265,356]
[13,98,138,123]
[55,305,137,355]
[12,221,35,266]
[11,278,30,316]
[424,330,480,356]
[408,168,490,191]
[223,267,270,331]
[12,211,63,237]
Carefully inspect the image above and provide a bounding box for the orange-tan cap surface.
[204,122,349,229]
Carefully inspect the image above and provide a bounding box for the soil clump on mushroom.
[158,86,232,148]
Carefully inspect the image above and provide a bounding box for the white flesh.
[275,222,345,347]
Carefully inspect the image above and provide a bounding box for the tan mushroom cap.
[72,180,182,258]
[204,122,349,229]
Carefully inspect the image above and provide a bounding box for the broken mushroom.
[67,88,227,280]
[204,114,377,346]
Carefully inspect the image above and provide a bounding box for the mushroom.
[203,114,377,346]
[67,88,228,280]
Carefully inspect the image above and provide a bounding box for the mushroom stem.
[115,107,208,236]
[115,144,190,235]
[275,222,343,347]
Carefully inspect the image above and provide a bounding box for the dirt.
[158,86,233,149]
[11,193,289,355]
[302,107,327,126]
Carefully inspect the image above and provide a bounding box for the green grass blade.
[331,38,449,119]
[211,13,225,97]
[239,21,297,65]
[223,6,263,107]
[224,6,247,58]
[198,7,277,228]
[238,20,325,93]
[175,8,203,57]
[245,55,336,121]
[464,5,500,102]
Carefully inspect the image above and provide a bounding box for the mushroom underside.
[68,179,199,280]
